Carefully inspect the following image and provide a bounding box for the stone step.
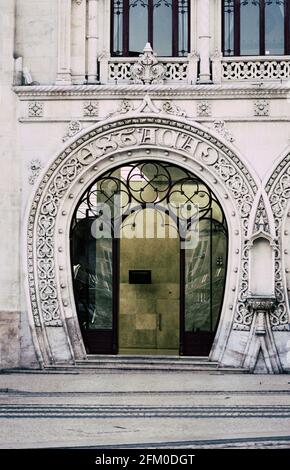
[76,356,215,367]
[86,355,211,362]
[44,359,248,374]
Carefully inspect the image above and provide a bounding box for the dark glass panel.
[265,1,285,55]
[240,1,260,55]
[113,0,124,55]
[185,219,211,333]
[153,0,172,56]
[223,0,235,56]
[129,0,148,55]
[178,0,189,56]
[72,220,113,331]
[211,223,227,330]
[185,217,227,334]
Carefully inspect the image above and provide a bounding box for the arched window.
[223,0,290,56]
[111,0,190,57]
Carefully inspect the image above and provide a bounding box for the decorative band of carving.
[266,154,290,331]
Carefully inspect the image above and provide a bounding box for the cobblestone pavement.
[0,371,289,449]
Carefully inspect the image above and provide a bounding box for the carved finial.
[131,43,166,84]
[257,215,266,232]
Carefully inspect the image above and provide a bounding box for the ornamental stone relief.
[212,121,235,143]
[28,159,43,186]
[131,43,166,84]
[197,101,212,117]
[63,120,83,142]
[27,117,256,341]
[265,153,290,331]
[83,101,99,117]
[107,95,187,119]
[254,196,270,233]
[254,99,270,117]
[28,101,44,117]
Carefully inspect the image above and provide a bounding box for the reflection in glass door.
[182,213,227,356]
[118,208,180,355]
[71,219,116,353]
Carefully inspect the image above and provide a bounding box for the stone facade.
[0,0,290,372]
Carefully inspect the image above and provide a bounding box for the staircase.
[45,355,248,373]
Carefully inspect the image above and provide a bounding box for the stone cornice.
[13,83,290,100]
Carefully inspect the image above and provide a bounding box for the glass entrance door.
[118,209,180,355]
[71,161,228,356]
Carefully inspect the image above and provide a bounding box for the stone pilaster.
[87,0,99,83]
[56,0,72,85]
[71,0,86,84]
[198,0,211,83]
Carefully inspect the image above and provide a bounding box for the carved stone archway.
[25,114,259,367]
[265,152,290,331]
[263,152,290,372]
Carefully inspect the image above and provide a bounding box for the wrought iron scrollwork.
[72,161,226,239]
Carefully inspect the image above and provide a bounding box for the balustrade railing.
[215,56,290,83]
[98,50,198,85]
[98,50,290,85]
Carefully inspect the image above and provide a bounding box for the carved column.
[71,0,86,84]
[87,0,99,83]
[198,0,211,83]
[56,0,72,85]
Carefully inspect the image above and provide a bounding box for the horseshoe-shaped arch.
[24,114,259,367]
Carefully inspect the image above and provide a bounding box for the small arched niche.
[249,235,275,297]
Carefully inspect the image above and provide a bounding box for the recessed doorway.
[70,161,228,356]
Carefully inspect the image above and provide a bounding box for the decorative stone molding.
[28,101,44,117]
[212,121,235,143]
[265,154,290,331]
[254,196,270,233]
[197,100,211,117]
[247,297,276,336]
[254,100,270,117]
[233,238,252,331]
[13,83,290,99]
[242,296,282,373]
[63,120,82,141]
[72,0,83,4]
[83,101,99,117]
[28,159,43,186]
[25,115,257,365]
[131,43,166,84]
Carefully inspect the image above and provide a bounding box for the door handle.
[158,313,162,331]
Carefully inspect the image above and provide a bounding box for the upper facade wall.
[12,0,290,86]
[15,0,58,85]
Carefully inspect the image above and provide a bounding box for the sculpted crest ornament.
[131,43,166,84]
